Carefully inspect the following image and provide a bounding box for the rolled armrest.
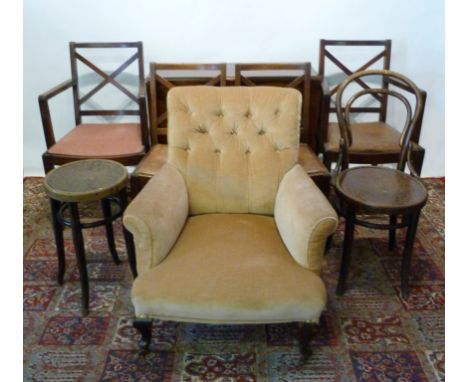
[123,164,189,275]
[274,164,338,273]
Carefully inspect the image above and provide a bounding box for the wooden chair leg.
[298,322,320,359]
[401,211,420,299]
[325,234,334,254]
[336,208,355,295]
[42,153,54,174]
[101,197,120,265]
[69,202,89,316]
[50,198,66,285]
[129,174,143,198]
[323,152,332,171]
[118,188,137,278]
[412,146,425,176]
[389,215,397,250]
[133,318,153,352]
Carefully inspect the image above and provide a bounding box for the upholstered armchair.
[123,86,338,355]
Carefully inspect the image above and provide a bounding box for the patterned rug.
[23,177,445,381]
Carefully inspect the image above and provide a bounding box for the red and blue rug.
[23,177,445,381]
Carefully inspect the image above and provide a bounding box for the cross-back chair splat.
[319,40,391,119]
[39,42,149,173]
[148,63,227,145]
[79,51,140,105]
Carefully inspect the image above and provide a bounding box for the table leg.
[69,202,89,315]
[118,188,137,278]
[50,199,66,285]
[401,211,420,299]
[336,208,355,295]
[101,197,120,265]
[389,215,397,250]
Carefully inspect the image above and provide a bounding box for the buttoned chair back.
[234,63,313,147]
[167,86,302,215]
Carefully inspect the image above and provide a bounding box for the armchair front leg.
[298,321,321,359]
[133,318,153,352]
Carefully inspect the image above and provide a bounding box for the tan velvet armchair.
[123,86,338,355]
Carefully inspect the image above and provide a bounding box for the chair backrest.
[336,70,423,172]
[69,42,145,125]
[148,63,227,145]
[234,63,315,147]
[319,40,392,122]
[167,86,302,216]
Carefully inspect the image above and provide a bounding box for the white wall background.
[23,0,444,176]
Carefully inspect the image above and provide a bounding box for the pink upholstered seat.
[48,123,144,157]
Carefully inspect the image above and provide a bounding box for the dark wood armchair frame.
[39,42,149,173]
[318,40,426,175]
[148,63,227,145]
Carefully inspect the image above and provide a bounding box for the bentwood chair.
[333,70,428,298]
[130,63,227,194]
[39,42,149,173]
[318,40,426,175]
[234,63,331,195]
[123,86,338,356]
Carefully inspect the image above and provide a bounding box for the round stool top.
[44,159,128,202]
[335,166,428,213]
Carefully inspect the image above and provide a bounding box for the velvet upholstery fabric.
[275,165,338,273]
[123,164,188,275]
[135,143,327,179]
[167,86,301,215]
[131,214,327,323]
[325,121,401,153]
[48,123,144,157]
[124,86,337,324]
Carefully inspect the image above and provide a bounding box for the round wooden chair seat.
[335,166,427,214]
[44,159,128,203]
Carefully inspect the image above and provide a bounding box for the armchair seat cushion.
[48,123,144,157]
[132,213,327,324]
[324,122,401,154]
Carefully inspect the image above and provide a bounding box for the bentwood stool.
[334,166,427,298]
[44,159,137,315]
